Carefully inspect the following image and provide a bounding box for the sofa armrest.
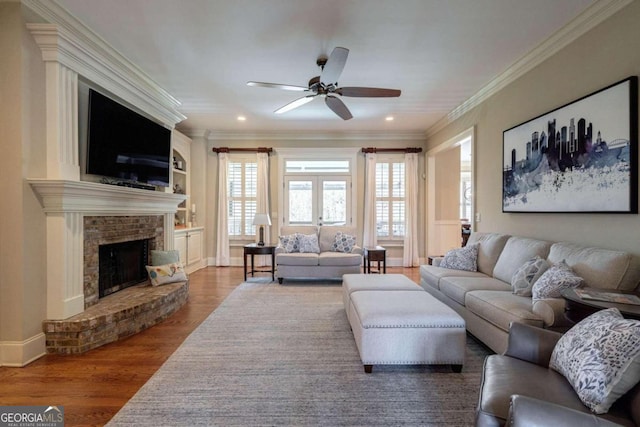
[532,297,573,328]
[275,246,285,255]
[503,322,563,367]
[351,245,363,255]
[507,395,622,427]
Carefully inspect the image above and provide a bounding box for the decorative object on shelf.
[252,213,271,246]
[191,203,197,227]
[502,76,638,213]
[173,183,184,194]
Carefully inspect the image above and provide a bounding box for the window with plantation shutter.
[227,158,257,238]
[375,157,405,239]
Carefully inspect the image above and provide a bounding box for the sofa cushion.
[298,233,320,253]
[439,276,511,306]
[419,265,487,290]
[548,242,640,291]
[532,260,583,300]
[465,290,543,332]
[279,234,300,253]
[275,253,319,266]
[466,232,511,276]
[440,243,479,271]
[550,308,640,414]
[318,226,357,252]
[493,237,552,284]
[318,252,361,267]
[511,256,550,297]
[332,231,357,253]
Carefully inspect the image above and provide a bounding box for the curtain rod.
[212,147,273,154]
[361,147,422,154]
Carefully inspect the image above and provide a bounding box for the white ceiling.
[54,0,596,136]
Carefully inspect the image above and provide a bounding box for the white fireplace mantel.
[29,179,186,215]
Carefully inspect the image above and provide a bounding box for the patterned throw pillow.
[550,308,640,414]
[531,259,583,300]
[279,234,299,253]
[298,233,320,253]
[439,243,479,272]
[511,256,550,297]
[145,262,187,286]
[332,232,357,253]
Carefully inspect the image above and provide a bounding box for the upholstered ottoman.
[349,290,466,373]
[342,274,422,321]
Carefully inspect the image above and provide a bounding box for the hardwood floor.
[0,266,420,426]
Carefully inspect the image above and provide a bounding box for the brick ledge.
[43,281,189,354]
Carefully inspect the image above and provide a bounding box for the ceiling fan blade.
[274,95,316,114]
[320,47,349,86]
[247,81,309,91]
[325,95,353,120]
[336,87,401,97]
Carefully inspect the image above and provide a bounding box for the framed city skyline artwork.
[502,76,638,213]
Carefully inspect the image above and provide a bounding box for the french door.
[284,176,351,226]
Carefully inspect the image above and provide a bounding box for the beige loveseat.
[420,232,640,354]
[275,226,362,283]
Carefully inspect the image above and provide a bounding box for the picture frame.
[502,76,638,213]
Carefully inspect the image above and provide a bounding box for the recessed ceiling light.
[237,115,246,121]
[385,116,394,121]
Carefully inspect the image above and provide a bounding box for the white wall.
[426,1,640,255]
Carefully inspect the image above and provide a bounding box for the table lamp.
[252,213,271,246]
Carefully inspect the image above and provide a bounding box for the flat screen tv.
[86,89,171,187]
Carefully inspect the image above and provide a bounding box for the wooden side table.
[243,244,276,281]
[561,288,640,323]
[364,246,386,274]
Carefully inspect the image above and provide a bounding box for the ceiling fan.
[247,47,401,120]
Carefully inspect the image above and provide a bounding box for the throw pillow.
[150,249,180,266]
[332,232,357,253]
[511,256,550,297]
[145,262,188,286]
[531,259,583,300]
[278,234,299,253]
[439,243,479,272]
[550,308,640,414]
[298,233,320,253]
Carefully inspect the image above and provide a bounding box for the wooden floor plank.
[0,266,419,426]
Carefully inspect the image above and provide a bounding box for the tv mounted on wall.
[86,89,171,188]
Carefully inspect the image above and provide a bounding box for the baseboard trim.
[0,333,46,367]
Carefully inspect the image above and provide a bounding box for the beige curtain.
[362,152,377,248]
[215,152,230,266]
[403,152,419,266]
[256,152,270,245]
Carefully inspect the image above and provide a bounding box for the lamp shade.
[252,213,271,226]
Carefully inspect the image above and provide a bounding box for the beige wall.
[0,3,47,350]
[426,1,640,255]
[434,146,460,221]
[202,138,426,264]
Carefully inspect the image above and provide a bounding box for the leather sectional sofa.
[419,232,640,354]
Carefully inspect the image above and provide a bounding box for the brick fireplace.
[30,180,187,354]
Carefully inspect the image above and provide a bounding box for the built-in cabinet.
[171,130,205,273]
[174,227,204,273]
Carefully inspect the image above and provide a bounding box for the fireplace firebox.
[99,239,150,298]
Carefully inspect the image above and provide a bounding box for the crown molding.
[425,0,633,139]
[205,130,427,142]
[23,0,186,127]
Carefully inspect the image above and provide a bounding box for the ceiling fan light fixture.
[274,95,315,114]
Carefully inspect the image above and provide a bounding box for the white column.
[46,212,84,319]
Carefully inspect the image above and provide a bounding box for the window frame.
[227,154,258,240]
[375,153,406,240]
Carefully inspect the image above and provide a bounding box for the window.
[376,157,405,239]
[227,158,257,238]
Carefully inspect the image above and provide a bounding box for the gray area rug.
[107,280,490,426]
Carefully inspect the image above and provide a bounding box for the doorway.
[427,127,474,256]
[284,176,351,226]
